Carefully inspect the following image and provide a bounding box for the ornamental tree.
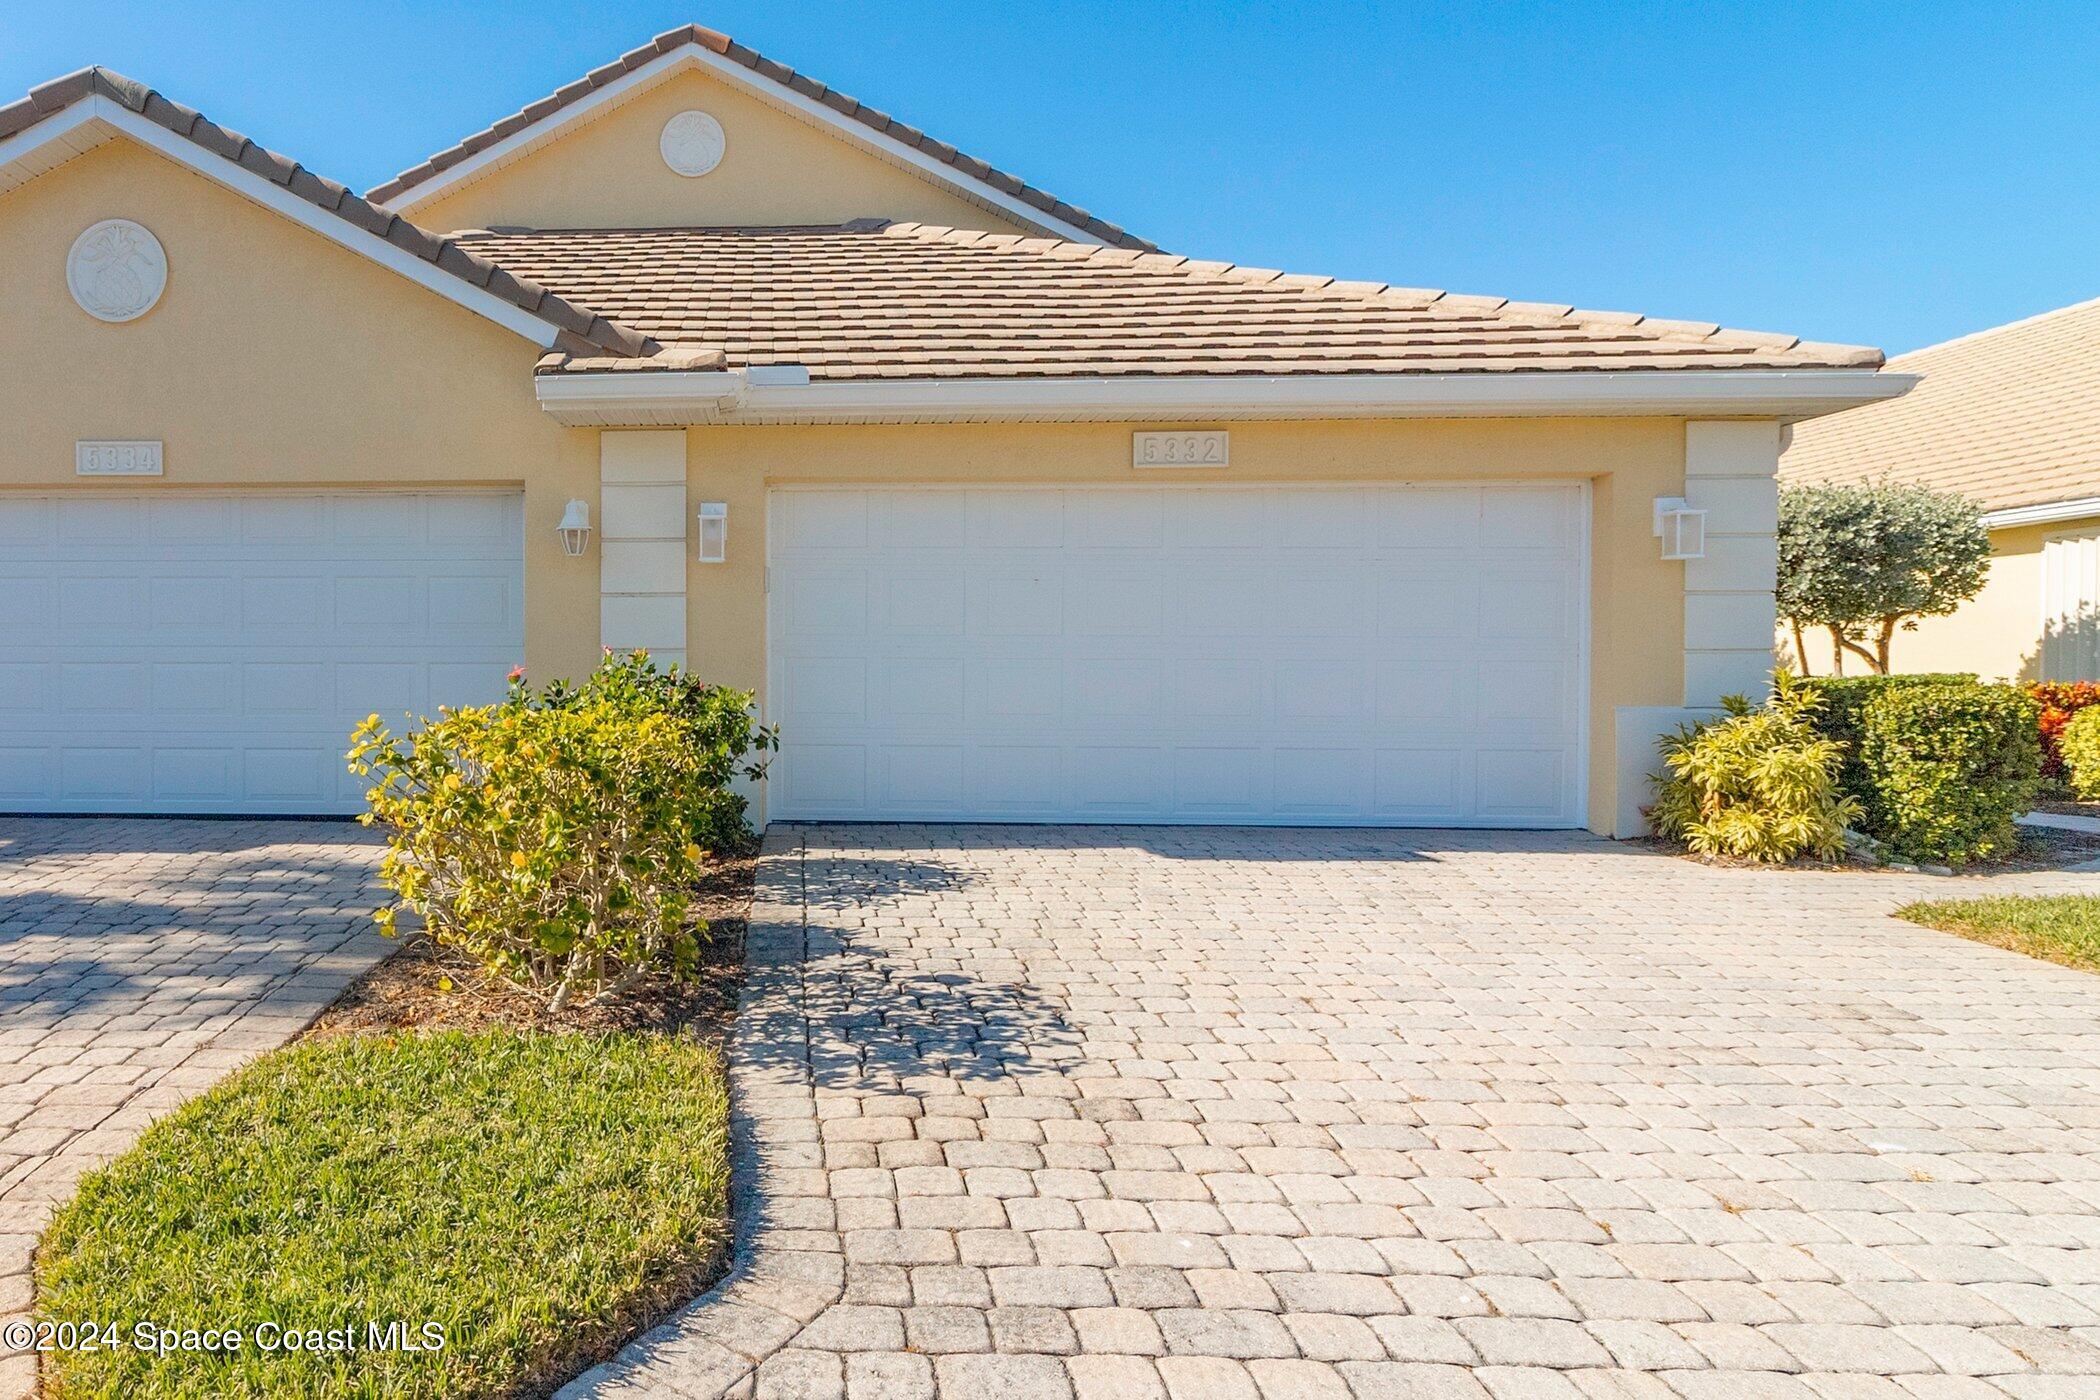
[1777,483,1990,675]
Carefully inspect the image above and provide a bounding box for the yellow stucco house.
[1782,297,2100,682]
[0,24,1909,835]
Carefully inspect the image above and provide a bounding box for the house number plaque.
[1132,431,1229,468]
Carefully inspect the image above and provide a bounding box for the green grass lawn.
[36,1030,729,1399]
[1899,894,2100,973]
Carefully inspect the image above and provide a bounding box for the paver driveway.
[0,817,389,1399]
[587,825,2100,1400]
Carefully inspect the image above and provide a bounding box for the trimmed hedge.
[1799,674,1974,801]
[1800,674,2039,866]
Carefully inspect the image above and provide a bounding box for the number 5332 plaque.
[1131,431,1229,468]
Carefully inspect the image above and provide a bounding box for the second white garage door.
[767,484,1587,826]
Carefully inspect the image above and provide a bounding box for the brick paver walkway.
[582,825,2100,1400]
[0,817,388,1399]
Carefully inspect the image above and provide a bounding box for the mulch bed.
[1644,823,2100,874]
[306,841,757,1041]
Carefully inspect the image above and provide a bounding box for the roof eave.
[533,367,1918,428]
[1981,496,2100,530]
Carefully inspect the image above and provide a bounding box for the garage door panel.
[57,498,145,549]
[876,658,963,732]
[0,749,50,797]
[0,665,47,711]
[1377,490,1480,547]
[1167,659,1264,728]
[1072,746,1171,817]
[979,574,1062,634]
[967,491,1064,548]
[769,485,1585,826]
[874,745,964,812]
[1066,572,1163,634]
[1372,748,1467,817]
[155,749,236,801]
[61,747,143,799]
[878,491,967,547]
[1477,749,1569,819]
[969,745,1064,813]
[967,659,1061,729]
[239,496,328,545]
[1068,491,1164,548]
[3,491,523,815]
[880,574,967,635]
[1066,659,1164,723]
[148,497,239,545]
[1173,747,1263,815]
[1273,748,1372,817]
[1272,489,1373,548]
[0,499,52,547]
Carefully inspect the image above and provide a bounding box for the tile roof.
[1781,296,2100,514]
[0,67,654,358]
[366,24,1154,253]
[460,221,1888,380]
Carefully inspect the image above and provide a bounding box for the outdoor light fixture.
[1652,497,1707,561]
[556,499,592,556]
[697,502,728,563]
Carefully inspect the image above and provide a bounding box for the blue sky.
[4,1,2094,354]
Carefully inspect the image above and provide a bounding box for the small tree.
[1778,483,1989,675]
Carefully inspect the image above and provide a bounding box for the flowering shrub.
[2026,680,2100,783]
[1650,675,1858,863]
[348,652,776,1010]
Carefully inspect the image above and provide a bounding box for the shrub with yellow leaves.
[348,651,775,1010]
[1649,672,1859,864]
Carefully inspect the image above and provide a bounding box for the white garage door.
[767,484,1587,826]
[0,491,524,814]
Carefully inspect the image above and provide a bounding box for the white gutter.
[1982,496,2100,530]
[535,367,1917,427]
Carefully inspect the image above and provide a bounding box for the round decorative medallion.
[659,110,726,177]
[66,219,168,323]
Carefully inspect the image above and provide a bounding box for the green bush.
[1650,677,1859,863]
[348,651,776,1010]
[1856,680,2040,866]
[2059,705,2100,800]
[1797,673,1974,799]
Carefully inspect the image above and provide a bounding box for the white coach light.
[556,499,592,556]
[697,502,729,563]
[1652,497,1707,561]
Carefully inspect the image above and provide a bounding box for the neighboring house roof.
[366,24,1154,253]
[1782,295,2100,517]
[0,66,654,357]
[463,221,1889,380]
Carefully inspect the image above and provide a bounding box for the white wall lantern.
[556,499,592,556]
[697,502,728,563]
[1652,496,1707,560]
